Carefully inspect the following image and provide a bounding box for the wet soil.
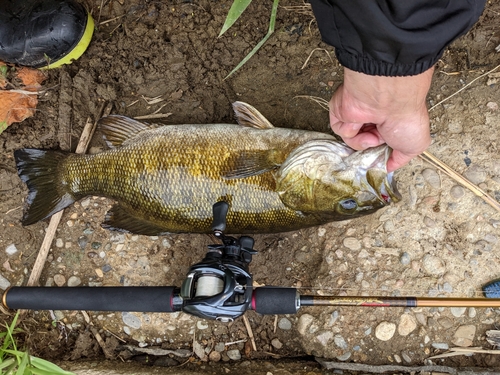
[1,0,500,372]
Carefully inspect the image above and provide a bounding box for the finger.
[342,131,385,150]
[330,121,365,139]
[386,150,415,173]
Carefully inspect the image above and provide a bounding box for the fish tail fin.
[14,148,75,225]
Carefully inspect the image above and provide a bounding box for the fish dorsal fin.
[98,115,158,148]
[232,101,274,129]
[223,149,281,179]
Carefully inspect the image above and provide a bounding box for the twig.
[103,326,126,343]
[225,339,247,346]
[273,315,278,334]
[301,48,334,70]
[428,346,500,360]
[242,314,257,351]
[429,63,500,111]
[134,113,172,120]
[419,151,500,213]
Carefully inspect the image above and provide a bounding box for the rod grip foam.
[253,287,298,315]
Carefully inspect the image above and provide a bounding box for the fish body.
[14,102,400,235]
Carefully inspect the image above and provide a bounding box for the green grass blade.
[219,0,253,37]
[224,0,279,80]
[0,357,16,370]
[14,351,28,375]
[30,357,76,375]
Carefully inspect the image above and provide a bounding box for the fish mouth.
[358,146,401,204]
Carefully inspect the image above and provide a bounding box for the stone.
[400,252,411,265]
[336,352,351,361]
[343,237,361,251]
[95,268,104,278]
[450,307,467,318]
[0,273,11,290]
[468,307,477,318]
[463,164,487,185]
[53,274,66,287]
[438,317,453,329]
[452,325,476,347]
[67,276,82,287]
[5,244,18,255]
[422,168,441,189]
[422,255,446,276]
[278,317,292,330]
[197,321,209,330]
[334,335,348,349]
[432,342,449,350]
[55,239,64,248]
[398,314,417,336]
[122,312,142,329]
[450,185,465,200]
[271,338,283,349]
[375,321,396,341]
[316,331,333,346]
[227,349,241,360]
[193,341,206,360]
[209,351,221,362]
[297,314,314,335]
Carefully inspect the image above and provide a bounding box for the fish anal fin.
[232,102,274,129]
[98,115,158,148]
[102,204,169,236]
[223,150,281,179]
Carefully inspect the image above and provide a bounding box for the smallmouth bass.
[14,101,400,235]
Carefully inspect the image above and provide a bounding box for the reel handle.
[3,286,180,313]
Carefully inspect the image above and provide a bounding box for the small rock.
[452,325,476,347]
[77,236,88,249]
[67,276,81,287]
[438,317,454,329]
[271,338,283,349]
[334,335,348,349]
[55,239,64,248]
[95,268,104,278]
[336,352,351,361]
[209,351,221,362]
[486,101,498,111]
[463,164,487,185]
[343,237,361,251]
[451,307,467,318]
[297,314,315,336]
[278,317,292,330]
[398,314,417,336]
[193,341,206,360]
[123,326,131,335]
[401,352,412,363]
[81,198,91,208]
[53,274,66,286]
[422,255,446,276]
[316,331,333,346]
[197,321,209,330]
[5,244,18,255]
[423,216,436,228]
[468,307,477,318]
[394,354,402,363]
[422,169,441,189]
[214,342,225,352]
[415,313,427,326]
[0,273,11,290]
[375,321,396,341]
[450,185,465,200]
[102,264,112,273]
[91,242,102,250]
[122,312,141,329]
[227,349,241,360]
[400,252,411,265]
[432,342,449,350]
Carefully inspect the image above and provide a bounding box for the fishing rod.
[3,202,500,322]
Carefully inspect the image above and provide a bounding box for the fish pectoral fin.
[232,102,274,129]
[223,150,280,179]
[102,204,169,236]
[98,115,158,148]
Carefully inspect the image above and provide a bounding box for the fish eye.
[339,199,357,211]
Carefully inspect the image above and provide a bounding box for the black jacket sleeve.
[310,0,486,76]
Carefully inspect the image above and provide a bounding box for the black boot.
[0,0,94,69]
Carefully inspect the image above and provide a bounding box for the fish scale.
[14,102,400,235]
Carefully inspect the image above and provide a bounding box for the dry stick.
[242,314,257,351]
[420,151,500,213]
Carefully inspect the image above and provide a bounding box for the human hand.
[329,67,434,172]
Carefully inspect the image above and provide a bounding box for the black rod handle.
[252,287,299,315]
[3,286,179,312]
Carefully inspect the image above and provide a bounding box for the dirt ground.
[1,0,500,372]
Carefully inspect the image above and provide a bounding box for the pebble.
[122,312,142,329]
[394,354,402,363]
[438,317,453,329]
[271,338,283,349]
[6,244,18,255]
[423,216,436,228]
[214,342,225,352]
[468,307,477,318]
[343,237,361,251]
[95,268,104,278]
[316,331,333,346]
[317,227,326,237]
[227,349,241,360]
[398,314,417,336]
[402,352,412,363]
[297,314,314,335]
[450,185,465,200]
[334,335,348,349]
[54,274,66,286]
[375,321,396,341]
[422,255,446,276]
[55,239,64,248]
[450,307,467,318]
[67,276,82,287]
[102,264,112,273]
[336,352,351,361]
[452,325,476,347]
[463,164,487,185]
[400,252,411,265]
[209,351,221,362]
[278,317,292,330]
[81,198,91,208]
[197,321,209,330]
[432,343,449,350]
[486,101,499,111]
[422,169,441,189]
[415,313,427,326]
[77,236,88,249]
[0,273,11,290]
[91,242,102,250]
